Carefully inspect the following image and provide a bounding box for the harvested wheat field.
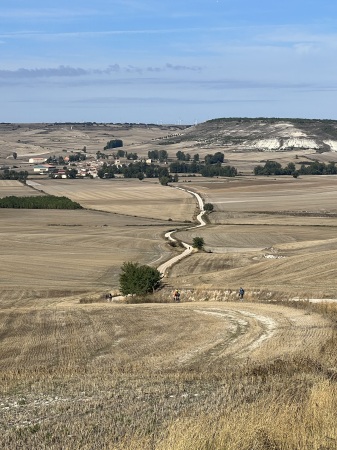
[1,174,337,449]
[33,178,196,221]
[0,180,44,198]
[0,178,195,293]
[189,175,337,214]
[0,208,180,294]
[170,175,337,297]
[0,294,336,450]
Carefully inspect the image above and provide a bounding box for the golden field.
[172,175,337,298]
[1,172,337,449]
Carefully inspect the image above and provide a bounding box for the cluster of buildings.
[30,155,124,178]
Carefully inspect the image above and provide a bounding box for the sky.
[1,0,337,124]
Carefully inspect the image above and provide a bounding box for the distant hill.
[157,118,337,153]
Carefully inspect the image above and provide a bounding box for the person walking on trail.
[174,290,181,302]
[239,287,245,301]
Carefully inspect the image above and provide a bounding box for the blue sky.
[1,0,337,123]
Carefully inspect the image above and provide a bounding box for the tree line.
[104,139,123,150]
[254,160,337,176]
[97,161,172,180]
[0,195,83,209]
[0,169,28,181]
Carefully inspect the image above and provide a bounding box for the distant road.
[157,186,206,276]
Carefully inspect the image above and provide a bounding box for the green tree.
[284,162,296,175]
[205,152,224,164]
[104,139,123,150]
[0,169,28,181]
[158,149,168,162]
[176,151,186,161]
[148,150,159,160]
[127,152,138,160]
[119,262,161,296]
[116,149,125,157]
[0,195,82,209]
[204,203,214,212]
[159,176,170,186]
[193,237,205,250]
[66,168,78,179]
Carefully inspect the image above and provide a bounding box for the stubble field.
[32,178,196,221]
[1,297,336,450]
[0,179,195,295]
[1,174,337,449]
[172,175,337,297]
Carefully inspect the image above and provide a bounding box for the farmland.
[31,178,196,221]
[1,122,337,449]
[1,297,336,449]
[0,187,193,293]
[172,175,337,297]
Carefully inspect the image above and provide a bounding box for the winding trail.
[156,185,337,305]
[157,186,207,276]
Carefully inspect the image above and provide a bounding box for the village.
[16,145,161,179]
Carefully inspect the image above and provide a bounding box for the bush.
[204,203,214,212]
[159,176,170,186]
[193,237,205,250]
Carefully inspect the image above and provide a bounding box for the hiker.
[174,290,181,302]
[108,293,113,302]
[239,287,245,301]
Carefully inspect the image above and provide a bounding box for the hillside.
[2,118,337,177]
[157,117,337,152]
[2,118,337,162]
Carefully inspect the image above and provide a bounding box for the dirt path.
[166,302,332,366]
[157,186,206,276]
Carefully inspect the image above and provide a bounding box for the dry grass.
[188,175,337,214]
[0,291,336,449]
[153,381,337,450]
[1,166,337,448]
